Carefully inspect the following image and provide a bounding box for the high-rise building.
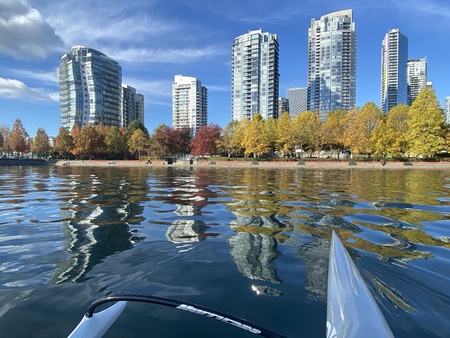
[381,29,408,113]
[122,84,144,128]
[278,98,289,116]
[172,75,207,136]
[307,9,356,121]
[59,46,122,130]
[286,87,307,119]
[231,29,279,121]
[445,97,450,125]
[407,58,427,105]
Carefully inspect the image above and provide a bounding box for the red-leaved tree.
[190,124,221,157]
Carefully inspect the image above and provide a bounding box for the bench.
[348,161,357,165]
[403,162,413,166]
[297,161,306,165]
[109,160,116,164]
[252,161,259,165]
[208,161,216,165]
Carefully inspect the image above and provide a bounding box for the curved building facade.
[59,46,122,130]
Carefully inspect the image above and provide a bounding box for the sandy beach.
[54,159,450,170]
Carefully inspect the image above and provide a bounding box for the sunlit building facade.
[307,9,356,121]
[232,29,279,121]
[445,96,450,125]
[59,46,122,130]
[172,75,207,136]
[381,29,408,113]
[122,84,144,128]
[407,58,427,106]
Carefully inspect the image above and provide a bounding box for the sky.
[1,0,450,137]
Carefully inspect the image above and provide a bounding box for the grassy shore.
[54,159,450,170]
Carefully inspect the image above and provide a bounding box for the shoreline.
[53,159,450,170]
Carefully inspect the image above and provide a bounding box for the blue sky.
[1,0,449,137]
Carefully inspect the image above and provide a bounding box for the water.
[0,165,449,337]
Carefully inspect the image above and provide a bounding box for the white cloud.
[122,77,172,106]
[0,0,64,60]
[108,45,228,64]
[11,67,59,84]
[0,77,58,102]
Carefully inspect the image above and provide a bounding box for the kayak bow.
[327,231,394,338]
[68,231,394,338]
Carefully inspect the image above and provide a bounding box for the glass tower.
[59,46,122,130]
[172,75,207,136]
[286,87,307,119]
[407,58,427,105]
[231,29,279,121]
[381,29,408,113]
[307,9,356,121]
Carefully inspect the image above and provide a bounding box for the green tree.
[190,124,221,156]
[55,127,74,159]
[242,114,270,157]
[126,120,149,139]
[277,112,295,156]
[105,126,127,158]
[31,128,51,157]
[128,129,149,159]
[407,88,446,157]
[8,119,29,154]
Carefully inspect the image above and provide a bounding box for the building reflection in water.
[54,170,149,283]
[164,171,212,246]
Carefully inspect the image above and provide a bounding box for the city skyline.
[1,0,450,136]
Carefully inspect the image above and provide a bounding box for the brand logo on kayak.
[177,304,262,334]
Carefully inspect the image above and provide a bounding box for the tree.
[74,125,103,159]
[31,128,51,157]
[0,125,11,154]
[374,104,409,157]
[55,127,74,159]
[264,118,278,155]
[126,120,149,139]
[149,124,172,158]
[320,109,347,158]
[228,119,248,157]
[169,127,191,155]
[8,119,29,153]
[128,129,149,159]
[105,126,127,158]
[407,88,446,157]
[217,120,240,157]
[70,125,81,157]
[277,112,295,156]
[242,114,270,157]
[190,124,221,156]
[292,111,321,157]
[342,103,383,156]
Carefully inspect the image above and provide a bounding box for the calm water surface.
[0,165,449,337]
